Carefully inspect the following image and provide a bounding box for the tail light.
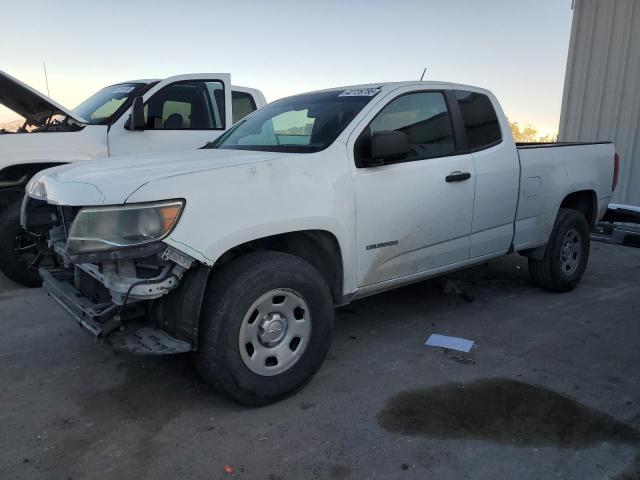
[613,152,619,192]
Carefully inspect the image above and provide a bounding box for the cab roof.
[310,81,492,96]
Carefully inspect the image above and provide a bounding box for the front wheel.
[195,251,335,405]
[528,208,591,292]
[0,200,48,287]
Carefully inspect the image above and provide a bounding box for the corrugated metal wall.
[559,0,640,206]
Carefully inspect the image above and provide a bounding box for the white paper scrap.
[425,334,474,353]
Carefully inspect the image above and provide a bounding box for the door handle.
[445,171,471,183]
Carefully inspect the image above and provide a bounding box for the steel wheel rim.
[238,288,312,376]
[560,228,582,276]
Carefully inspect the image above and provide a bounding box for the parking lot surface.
[1,243,639,480]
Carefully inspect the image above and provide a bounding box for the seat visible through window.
[231,91,257,123]
[143,80,225,130]
[164,113,184,129]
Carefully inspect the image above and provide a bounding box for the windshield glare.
[212,90,378,153]
[73,83,144,124]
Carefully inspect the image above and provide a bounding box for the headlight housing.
[66,200,184,253]
[26,178,47,201]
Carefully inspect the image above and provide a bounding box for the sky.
[0,0,574,135]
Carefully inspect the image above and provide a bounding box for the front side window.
[74,83,145,124]
[144,80,225,130]
[212,90,376,153]
[232,91,257,123]
[358,92,456,162]
[455,90,501,149]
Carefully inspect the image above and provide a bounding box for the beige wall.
[559,0,640,206]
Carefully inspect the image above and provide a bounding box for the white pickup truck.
[23,81,618,405]
[0,71,266,285]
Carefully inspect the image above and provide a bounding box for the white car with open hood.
[23,81,618,405]
[0,70,266,285]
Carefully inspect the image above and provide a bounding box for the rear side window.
[232,91,257,123]
[455,90,501,150]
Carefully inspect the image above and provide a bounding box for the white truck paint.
[26,81,617,404]
[0,71,266,173]
[0,70,265,285]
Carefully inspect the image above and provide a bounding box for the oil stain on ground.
[378,378,640,448]
[614,452,640,480]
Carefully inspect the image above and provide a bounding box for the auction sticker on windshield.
[111,86,136,94]
[339,88,381,97]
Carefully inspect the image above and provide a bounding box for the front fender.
[126,145,358,295]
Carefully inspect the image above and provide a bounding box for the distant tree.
[509,120,558,143]
[537,132,559,143]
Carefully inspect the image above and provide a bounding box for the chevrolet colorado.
[0,70,266,286]
[22,82,618,405]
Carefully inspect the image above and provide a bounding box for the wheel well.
[215,230,345,305]
[0,163,66,207]
[559,190,597,226]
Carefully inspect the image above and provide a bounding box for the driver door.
[348,87,476,287]
[107,73,232,157]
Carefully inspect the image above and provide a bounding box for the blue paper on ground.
[425,334,474,353]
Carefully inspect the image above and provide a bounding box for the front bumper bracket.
[40,268,114,336]
[40,268,192,354]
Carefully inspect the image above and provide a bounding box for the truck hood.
[0,70,85,125]
[27,148,287,206]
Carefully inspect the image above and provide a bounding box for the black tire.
[195,251,335,406]
[0,200,43,287]
[528,208,591,292]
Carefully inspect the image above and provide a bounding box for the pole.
[43,62,50,96]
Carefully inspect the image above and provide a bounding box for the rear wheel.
[195,251,335,405]
[528,208,590,292]
[0,200,50,287]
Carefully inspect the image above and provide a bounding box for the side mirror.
[125,96,146,130]
[365,130,409,166]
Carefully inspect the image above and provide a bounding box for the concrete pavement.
[1,243,639,479]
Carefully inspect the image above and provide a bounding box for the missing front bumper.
[40,267,192,354]
[106,325,191,354]
[40,268,116,336]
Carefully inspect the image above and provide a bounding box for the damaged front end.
[0,69,86,134]
[22,196,209,355]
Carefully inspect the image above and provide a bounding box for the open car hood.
[0,70,86,125]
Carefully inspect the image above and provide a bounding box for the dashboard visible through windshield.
[73,83,146,125]
[211,89,379,153]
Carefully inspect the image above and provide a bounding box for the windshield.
[211,89,379,153]
[73,82,145,124]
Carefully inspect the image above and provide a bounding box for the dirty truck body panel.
[24,80,616,403]
[28,79,616,308]
[514,143,614,251]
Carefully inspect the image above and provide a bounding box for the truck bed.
[512,141,616,253]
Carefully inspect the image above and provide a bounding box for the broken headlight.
[66,200,184,253]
